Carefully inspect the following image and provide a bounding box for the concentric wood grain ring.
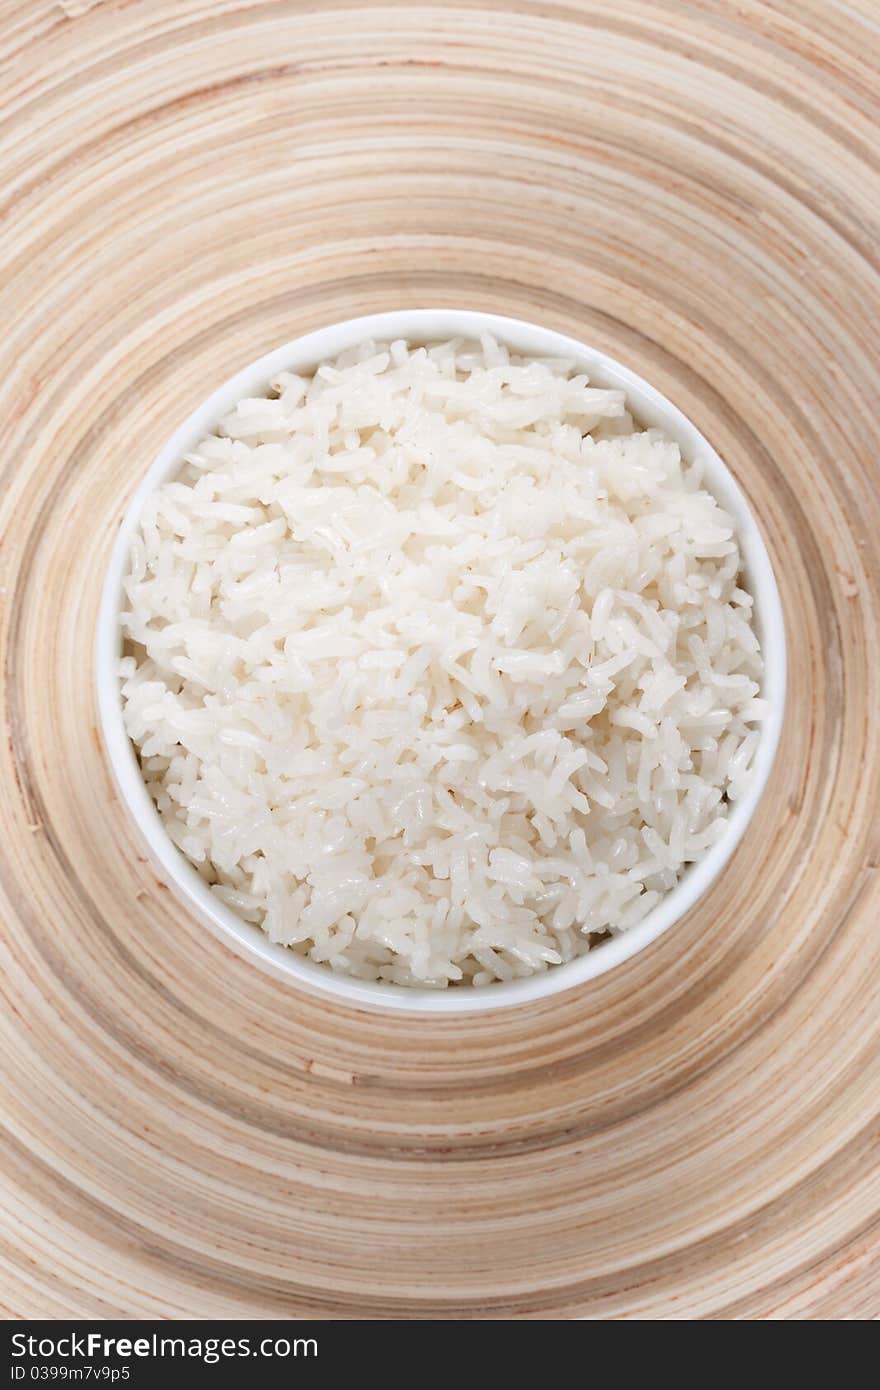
[1,0,879,1318]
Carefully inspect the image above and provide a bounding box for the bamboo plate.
[1,0,878,1320]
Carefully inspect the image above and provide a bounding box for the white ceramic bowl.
[96,310,786,1014]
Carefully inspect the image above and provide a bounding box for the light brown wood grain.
[1,0,879,1320]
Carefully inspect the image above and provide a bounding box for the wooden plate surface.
[1,0,879,1318]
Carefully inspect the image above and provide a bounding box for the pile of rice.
[120,335,765,988]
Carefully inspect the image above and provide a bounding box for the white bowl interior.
[96,310,786,1014]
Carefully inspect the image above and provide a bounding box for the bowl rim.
[95,308,787,1014]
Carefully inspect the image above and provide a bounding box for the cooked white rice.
[120,335,765,988]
